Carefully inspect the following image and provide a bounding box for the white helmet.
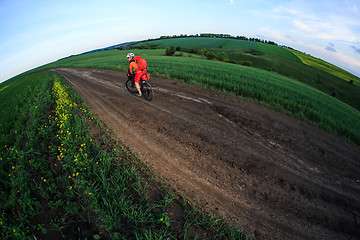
[126,53,135,58]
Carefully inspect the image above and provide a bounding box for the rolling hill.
[134,36,360,111]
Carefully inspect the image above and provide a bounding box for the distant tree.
[184,47,203,55]
[166,46,176,56]
[137,43,159,49]
[241,60,253,66]
[216,52,228,62]
[205,51,216,60]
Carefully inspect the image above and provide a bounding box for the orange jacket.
[129,61,141,74]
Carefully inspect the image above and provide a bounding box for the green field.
[142,37,300,62]
[256,42,301,62]
[0,71,249,239]
[135,37,360,111]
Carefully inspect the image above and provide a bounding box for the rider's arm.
[129,62,137,75]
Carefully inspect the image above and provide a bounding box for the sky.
[1,0,360,83]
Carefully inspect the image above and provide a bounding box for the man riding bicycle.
[127,53,146,97]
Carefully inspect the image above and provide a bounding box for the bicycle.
[126,73,154,101]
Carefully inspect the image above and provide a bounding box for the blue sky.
[1,0,360,83]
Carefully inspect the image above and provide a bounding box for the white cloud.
[272,2,360,43]
[293,20,312,32]
[273,6,300,16]
[230,0,234,4]
[260,27,297,45]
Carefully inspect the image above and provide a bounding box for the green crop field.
[135,37,360,111]
[0,71,249,239]
[138,37,300,62]
[256,42,301,62]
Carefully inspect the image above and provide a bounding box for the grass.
[137,37,300,62]
[135,37,360,111]
[0,71,251,239]
[256,42,301,62]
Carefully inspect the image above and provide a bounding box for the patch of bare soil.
[52,68,360,240]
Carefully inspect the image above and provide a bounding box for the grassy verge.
[0,71,251,239]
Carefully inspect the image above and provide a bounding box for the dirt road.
[53,68,360,240]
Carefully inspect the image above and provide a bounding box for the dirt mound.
[53,68,360,240]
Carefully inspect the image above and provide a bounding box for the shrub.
[241,60,253,66]
[183,47,203,55]
[166,46,176,56]
[205,51,216,60]
[216,52,228,62]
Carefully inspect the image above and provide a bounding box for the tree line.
[117,33,294,50]
[165,45,253,67]
[131,33,294,50]
[158,33,279,46]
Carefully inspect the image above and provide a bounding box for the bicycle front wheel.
[142,82,154,101]
[126,79,138,93]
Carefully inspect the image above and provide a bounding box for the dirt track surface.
[53,68,360,240]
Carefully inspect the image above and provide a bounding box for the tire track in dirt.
[53,68,360,240]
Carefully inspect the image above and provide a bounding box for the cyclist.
[127,53,146,96]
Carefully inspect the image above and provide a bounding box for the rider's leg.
[134,73,142,95]
[135,82,141,95]
[135,71,146,95]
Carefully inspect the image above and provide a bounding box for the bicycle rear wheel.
[142,82,154,101]
[126,79,138,93]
